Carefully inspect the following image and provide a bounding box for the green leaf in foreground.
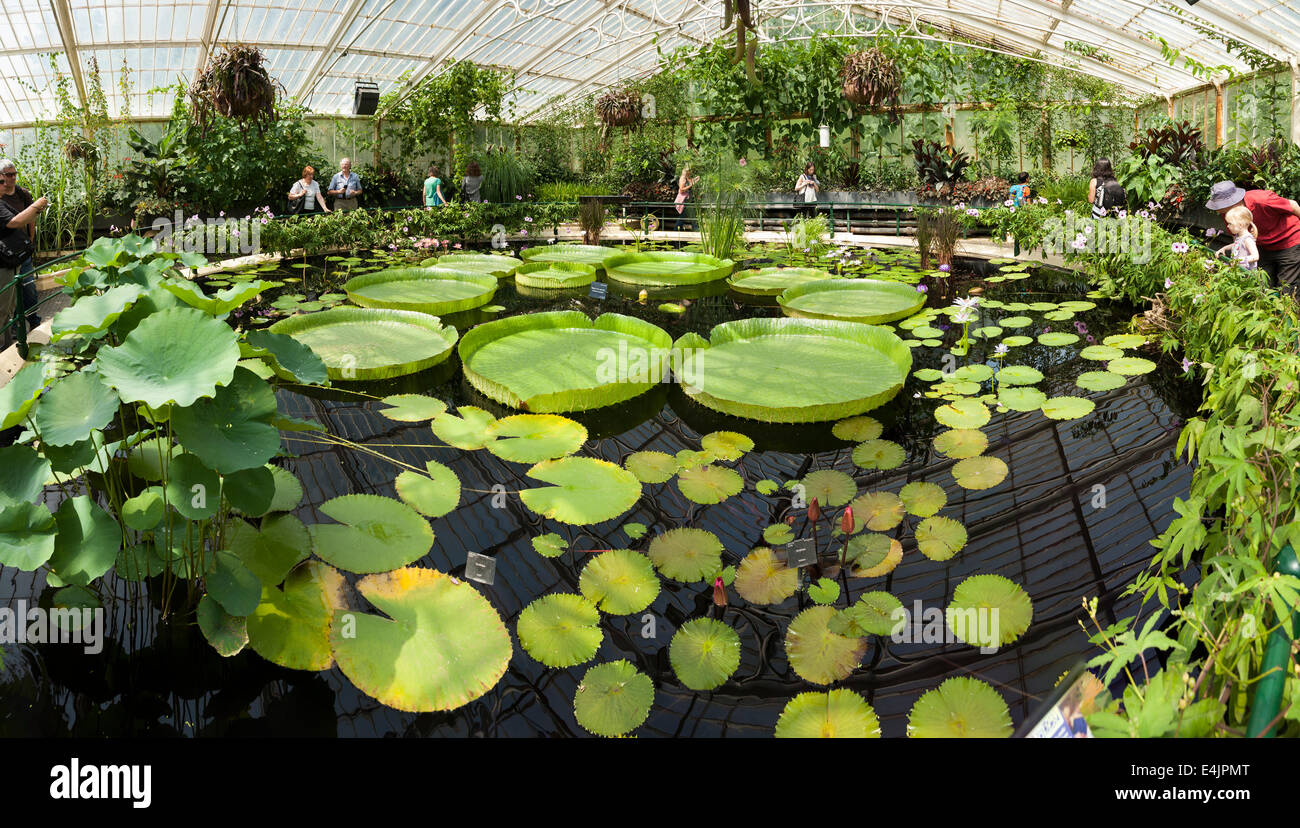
[95,306,240,408]
[517,593,603,668]
[520,457,641,525]
[574,660,654,737]
[907,676,1013,738]
[669,618,741,690]
[309,494,435,573]
[775,690,881,738]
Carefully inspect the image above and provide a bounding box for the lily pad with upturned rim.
[514,261,599,290]
[269,307,458,381]
[728,266,833,296]
[344,267,498,315]
[603,250,733,287]
[778,278,927,324]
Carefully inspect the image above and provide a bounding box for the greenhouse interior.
[0,0,1298,749]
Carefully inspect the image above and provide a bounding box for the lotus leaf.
[0,445,51,505]
[226,513,311,586]
[0,363,49,430]
[96,307,240,408]
[32,370,119,447]
[172,367,280,473]
[197,594,248,657]
[242,329,329,385]
[50,284,144,341]
[223,465,276,515]
[247,560,347,671]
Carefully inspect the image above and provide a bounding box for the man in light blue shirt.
[327,157,362,211]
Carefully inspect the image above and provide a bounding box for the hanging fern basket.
[595,91,642,128]
[189,44,279,134]
[842,48,901,115]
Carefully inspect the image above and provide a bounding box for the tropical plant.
[1115,153,1180,212]
[842,48,902,119]
[189,44,279,136]
[122,121,193,206]
[1128,119,1205,167]
[578,198,608,245]
[912,139,971,198]
[594,89,641,127]
[476,146,534,203]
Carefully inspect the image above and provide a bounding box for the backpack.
[1095,179,1126,211]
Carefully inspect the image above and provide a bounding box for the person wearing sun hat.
[1206,180,1300,295]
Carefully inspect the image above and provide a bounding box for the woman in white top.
[795,162,820,218]
[288,165,330,213]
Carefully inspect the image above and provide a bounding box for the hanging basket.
[189,44,279,135]
[842,48,901,117]
[63,138,98,163]
[595,90,642,128]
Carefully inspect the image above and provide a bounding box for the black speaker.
[353,81,380,116]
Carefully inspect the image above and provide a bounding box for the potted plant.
[842,48,901,119]
[595,90,642,128]
[189,44,279,135]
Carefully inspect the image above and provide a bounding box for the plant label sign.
[465,552,496,586]
[588,282,608,300]
[786,538,818,569]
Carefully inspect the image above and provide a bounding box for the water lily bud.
[712,576,727,607]
[841,506,854,534]
[637,289,648,302]
[808,497,821,522]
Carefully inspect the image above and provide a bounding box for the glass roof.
[0,0,1294,127]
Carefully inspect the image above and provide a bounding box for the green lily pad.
[329,567,512,712]
[670,618,741,690]
[1080,345,1124,361]
[647,528,724,582]
[912,368,944,381]
[1076,371,1126,392]
[932,428,988,459]
[1043,310,1075,321]
[485,414,587,463]
[831,591,904,636]
[270,307,458,380]
[779,278,927,324]
[532,533,568,558]
[785,605,866,685]
[998,386,1047,412]
[574,660,654,737]
[801,470,857,508]
[247,560,347,671]
[734,548,799,605]
[1040,396,1097,420]
[677,464,743,504]
[522,457,641,524]
[1107,357,1157,376]
[394,460,461,518]
[844,533,903,577]
[831,415,883,442]
[775,690,881,738]
[1038,332,1079,346]
[852,438,905,470]
[915,516,968,561]
[579,549,660,614]
[379,394,449,422]
[908,677,1013,738]
[1001,335,1033,347]
[952,455,1008,490]
[809,577,841,604]
[934,398,990,429]
[849,491,905,531]
[266,466,304,513]
[700,430,754,461]
[625,451,678,484]
[95,306,240,408]
[899,481,947,517]
[223,465,277,516]
[623,522,647,540]
[1103,334,1146,349]
[947,574,1034,648]
[763,523,794,545]
[309,494,435,573]
[996,365,1044,386]
[998,316,1032,328]
[517,593,602,668]
[756,479,779,495]
[431,406,497,450]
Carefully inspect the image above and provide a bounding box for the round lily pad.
[521,457,641,524]
[380,394,449,422]
[848,491,905,532]
[1001,335,1033,347]
[778,278,927,324]
[915,516,968,561]
[899,481,947,517]
[908,677,1013,738]
[329,567,512,712]
[934,399,990,429]
[574,660,654,737]
[1103,334,1146,349]
[998,386,1047,412]
[763,523,794,545]
[700,430,754,461]
[832,415,883,442]
[1041,396,1097,420]
[952,455,1008,490]
[625,451,678,484]
[485,414,587,463]
[1076,371,1126,392]
[343,267,497,315]
[734,548,799,605]
[669,618,741,690]
[1080,345,1124,361]
[394,460,461,518]
[947,573,1033,648]
[517,593,603,668]
[832,591,905,637]
[1107,357,1157,376]
[269,307,458,381]
[532,533,568,558]
[1038,332,1079,346]
[932,428,988,459]
[728,266,831,296]
[579,549,660,614]
[852,439,905,470]
[431,406,496,450]
[998,316,1032,328]
[845,533,903,577]
[775,690,881,738]
[802,470,857,508]
[785,606,866,685]
[677,465,743,505]
[647,528,724,582]
[996,365,1043,386]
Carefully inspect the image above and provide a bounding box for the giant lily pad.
[908,677,1013,738]
[518,243,617,269]
[574,660,654,737]
[520,457,641,524]
[436,252,523,278]
[579,549,660,614]
[95,306,240,408]
[459,311,672,412]
[728,266,834,296]
[603,250,733,287]
[734,547,799,605]
[514,261,598,290]
[675,318,911,422]
[309,494,435,573]
[517,593,602,668]
[329,567,512,712]
[269,307,458,381]
[227,513,311,586]
[775,690,881,738]
[947,574,1033,649]
[778,279,927,324]
[670,618,741,690]
[785,605,866,685]
[343,267,497,315]
[647,528,724,582]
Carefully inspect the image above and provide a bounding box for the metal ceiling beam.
[294,0,376,101]
[48,0,87,110]
[1152,0,1295,61]
[193,0,228,80]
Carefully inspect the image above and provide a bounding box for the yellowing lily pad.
[932,428,988,459]
[832,415,883,442]
[849,491,905,531]
[852,439,905,470]
[625,451,678,484]
[574,660,654,737]
[1103,334,1146,349]
[734,548,799,605]
[579,549,660,614]
[915,516,968,561]
[952,455,1008,490]
[775,690,881,738]
[647,528,724,582]
[677,464,743,504]
[1041,396,1096,420]
[845,533,903,577]
[484,414,587,463]
[785,605,866,685]
[934,399,990,429]
[700,431,754,461]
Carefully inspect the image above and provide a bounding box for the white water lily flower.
[953,296,981,310]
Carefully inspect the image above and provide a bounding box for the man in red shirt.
[1206,180,1300,295]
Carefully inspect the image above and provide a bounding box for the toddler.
[1216,204,1259,270]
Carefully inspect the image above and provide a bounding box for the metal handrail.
[1,250,84,357]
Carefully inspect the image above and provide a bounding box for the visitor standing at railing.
[795,162,820,218]
[1206,181,1300,296]
[424,166,446,207]
[327,158,362,211]
[675,164,698,231]
[0,159,42,330]
[461,161,483,203]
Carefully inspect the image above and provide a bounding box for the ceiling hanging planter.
[841,48,901,121]
[189,44,280,136]
[595,89,642,128]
